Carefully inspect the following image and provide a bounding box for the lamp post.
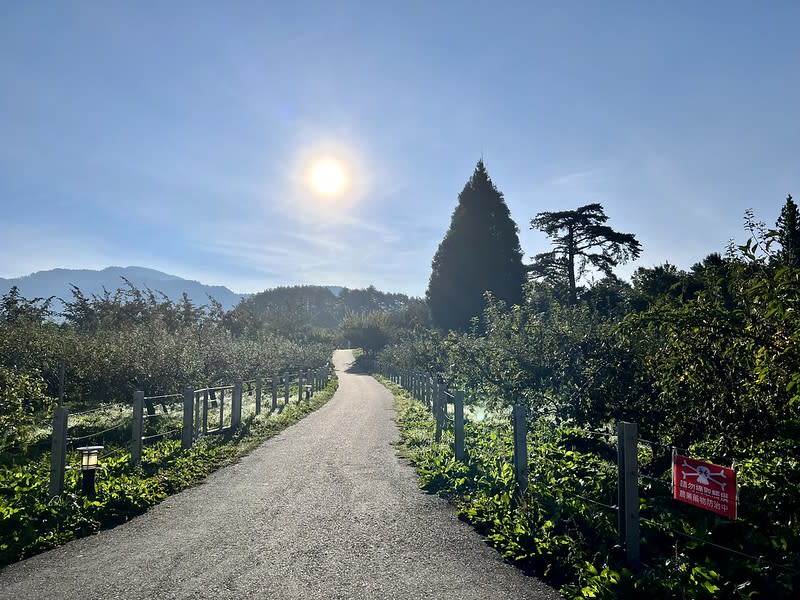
[76,445,103,499]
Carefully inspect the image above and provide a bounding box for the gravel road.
[0,350,560,599]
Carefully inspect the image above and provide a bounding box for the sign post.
[673,453,737,519]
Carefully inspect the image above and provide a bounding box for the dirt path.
[0,350,560,599]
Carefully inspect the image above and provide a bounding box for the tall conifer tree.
[776,194,800,267]
[426,160,526,331]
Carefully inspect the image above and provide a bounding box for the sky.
[1,2,798,296]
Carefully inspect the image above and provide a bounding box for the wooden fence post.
[255,378,262,415]
[130,391,143,467]
[182,387,194,449]
[49,406,69,497]
[272,372,279,411]
[231,380,243,429]
[454,390,465,461]
[512,404,529,495]
[617,421,640,567]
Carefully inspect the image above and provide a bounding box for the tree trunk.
[567,227,577,303]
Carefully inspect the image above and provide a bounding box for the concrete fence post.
[202,389,209,434]
[255,378,262,415]
[512,404,529,495]
[194,391,201,435]
[297,372,303,403]
[272,372,279,411]
[617,421,640,568]
[284,372,290,405]
[219,387,225,427]
[426,378,432,410]
[130,391,144,467]
[182,386,194,449]
[454,390,465,461]
[434,382,443,443]
[49,406,69,497]
[231,380,243,429]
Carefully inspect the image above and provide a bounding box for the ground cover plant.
[0,376,338,566]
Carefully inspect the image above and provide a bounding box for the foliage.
[239,284,421,332]
[339,312,390,356]
[339,304,430,357]
[440,292,614,418]
[0,285,334,412]
[0,368,55,455]
[426,160,526,331]
[614,228,800,450]
[530,203,641,304]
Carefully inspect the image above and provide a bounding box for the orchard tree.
[530,203,641,303]
[426,160,526,331]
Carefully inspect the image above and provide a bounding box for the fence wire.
[67,422,126,443]
[142,393,182,402]
[381,360,800,588]
[69,404,120,417]
[141,429,181,442]
[640,516,799,575]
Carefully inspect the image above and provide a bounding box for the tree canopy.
[530,203,641,303]
[426,160,526,331]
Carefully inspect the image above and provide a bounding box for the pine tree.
[426,160,526,331]
[776,194,800,267]
[530,203,641,304]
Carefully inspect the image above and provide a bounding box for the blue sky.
[1,2,798,296]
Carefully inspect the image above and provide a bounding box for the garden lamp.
[76,445,103,499]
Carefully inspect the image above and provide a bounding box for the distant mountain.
[0,266,248,313]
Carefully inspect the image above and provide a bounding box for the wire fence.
[374,361,800,585]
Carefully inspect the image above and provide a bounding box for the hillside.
[238,284,422,329]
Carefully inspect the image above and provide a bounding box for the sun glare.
[310,158,347,196]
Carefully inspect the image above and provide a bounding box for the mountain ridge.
[0,266,248,312]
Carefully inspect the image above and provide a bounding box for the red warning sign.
[673,454,737,519]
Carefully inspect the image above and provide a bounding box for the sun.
[309,158,347,196]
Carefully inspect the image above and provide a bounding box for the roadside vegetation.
[0,377,337,566]
[348,164,799,598]
[386,378,797,598]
